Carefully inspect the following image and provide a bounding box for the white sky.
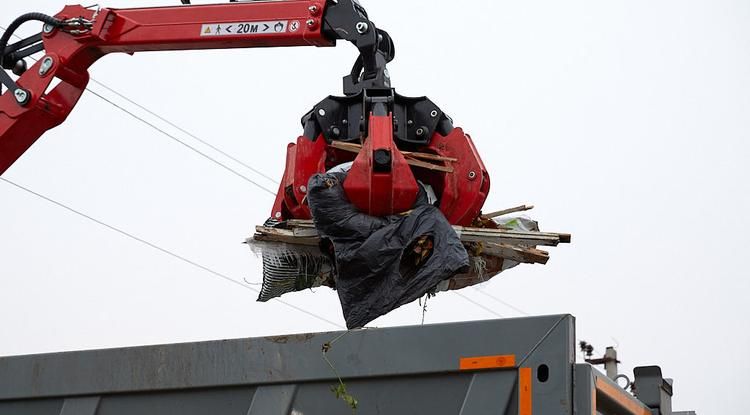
[1,0,748,413]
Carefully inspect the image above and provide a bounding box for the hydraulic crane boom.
[0,0,489,225]
[0,0,390,176]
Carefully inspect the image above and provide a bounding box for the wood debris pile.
[251,204,570,293]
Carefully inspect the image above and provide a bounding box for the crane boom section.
[0,1,377,175]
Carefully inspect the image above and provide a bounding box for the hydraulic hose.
[0,13,63,95]
[0,13,63,69]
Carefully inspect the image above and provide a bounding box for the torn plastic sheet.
[306,172,469,328]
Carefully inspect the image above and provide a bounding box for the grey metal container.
[0,315,692,415]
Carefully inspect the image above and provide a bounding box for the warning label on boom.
[200,21,291,36]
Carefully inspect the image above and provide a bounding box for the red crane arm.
[67,2,332,53]
[0,0,388,175]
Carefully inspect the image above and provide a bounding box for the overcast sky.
[1,0,748,413]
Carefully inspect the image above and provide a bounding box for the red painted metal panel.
[344,114,419,217]
[424,128,490,226]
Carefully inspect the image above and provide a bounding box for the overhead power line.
[86,89,277,196]
[453,291,505,318]
[471,286,530,316]
[0,26,277,197]
[88,78,281,185]
[0,177,343,329]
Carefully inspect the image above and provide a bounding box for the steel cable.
[0,176,344,329]
[86,89,277,196]
[88,78,280,184]
[453,291,505,318]
[471,286,530,316]
[0,25,278,197]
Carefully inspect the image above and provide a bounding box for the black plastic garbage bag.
[307,172,470,329]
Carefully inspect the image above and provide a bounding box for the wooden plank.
[481,204,534,219]
[329,141,360,150]
[402,155,454,173]
[402,152,457,163]
[285,219,315,228]
[292,227,319,238]
[330,141,458,162]
[454,227,561,247]
[255,225,566,248]
[288,220,570,241]
[482,243,549,265]
[329,141,454,173]
[253,226,319,246]
[253,234,320,246]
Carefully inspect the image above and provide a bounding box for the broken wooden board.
[273,219,569,247]
[252,226,319,246]
[482,204,535,219]
[330,141,458,162]
[482,242,550,265]
[251,222,569,266]
[452,226,564,247]
[329,141,454,173]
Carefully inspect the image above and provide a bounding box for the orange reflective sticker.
[592,385,597,415]
[459,354,516,370]
[519,367,532,415]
